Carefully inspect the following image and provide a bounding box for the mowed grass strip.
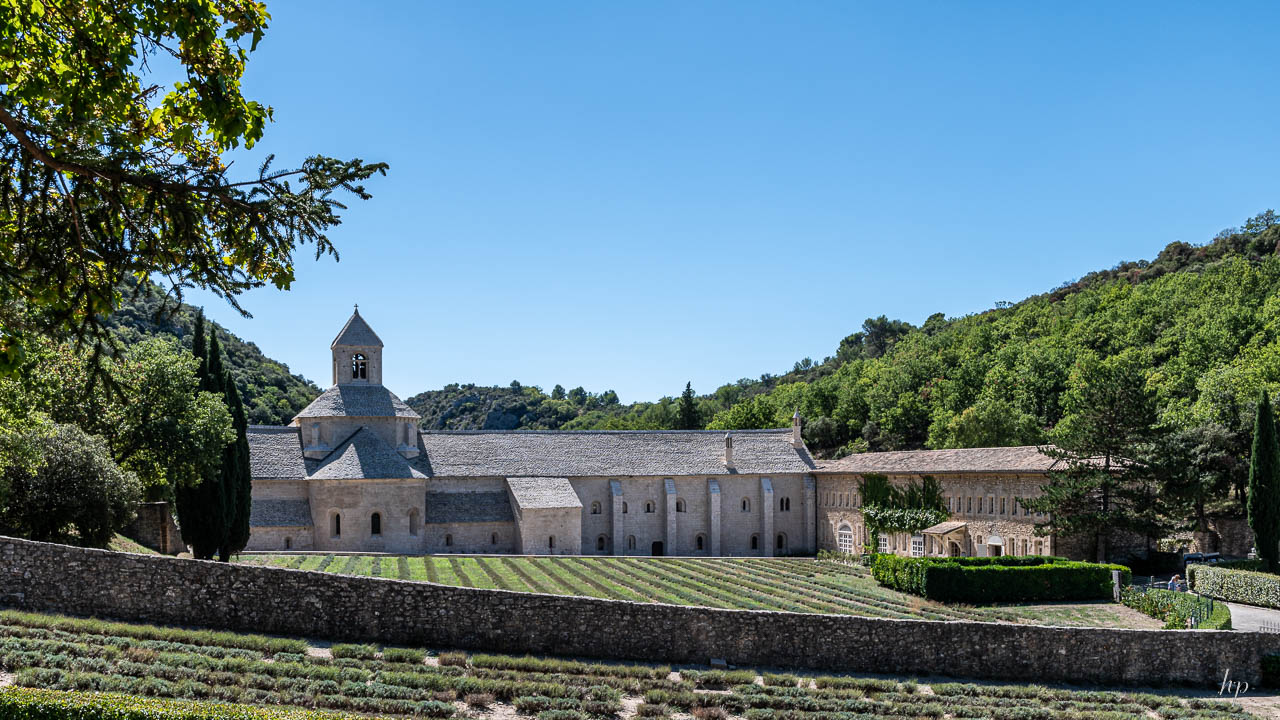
[430,557,459,585]
[651,560,818,612]
[608,559,743,609]
[396,556,411,580]
[684,559,896,617]
[404,556,430,581]
[471,557,525,591]
[576,558,703,605]
[529,558,613,599]
[497,557,557,594]
[297,554,331,572]
[451,558,496,589]
[561,558,651,603]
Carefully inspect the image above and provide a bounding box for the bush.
[1216,558,1270,572]
[692,707,729,720]
[635,703,671,717]
[872,555,1130,603]
[1120,587,1231,630]
[0,686,359,719]
[330,643,378,660]
[437,651,468,667]
[465,692,495,709]
[1189,565,1280,608]
[381,647,426,664]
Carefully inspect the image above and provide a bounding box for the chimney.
[792,410,804,448]
[724,432,734,468]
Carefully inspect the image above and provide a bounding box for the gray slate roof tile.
[331,309,383,347]
[419,429,814,477]
[424,492,514,523]
[818,445,1062,474]
[248,498,313,527]
[294,384,420,419]
[309,427,430,480]
[247,426,307,479]
[507,477,582,510]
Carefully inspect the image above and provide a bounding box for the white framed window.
[837,524,854,554]
[877,534,888,553]
[911,536,924,557]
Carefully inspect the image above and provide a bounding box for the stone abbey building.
[246,310,1063,558]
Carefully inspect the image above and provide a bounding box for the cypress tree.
[219,369,253,561]
[677,382,700,430]
[1248,390,1280,570]
[174,313,227,560]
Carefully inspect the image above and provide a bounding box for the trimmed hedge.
[1188,564,1280,608]
[872,554,1130,603]
[0,687,370,719]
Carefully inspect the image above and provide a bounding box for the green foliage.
[677,382,701,430]
[871,555,1129,603]
[0,424,142,547]
[1119,587,1231,630]
[0,0,387,380]
[0,687,366,720]
[857,474,948,550]
[1263,653,1280,689]
[1249,390,1280,568]
[1188,564,1280,609]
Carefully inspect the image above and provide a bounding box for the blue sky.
[186,1,1280,402]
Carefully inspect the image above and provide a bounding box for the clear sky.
[185,1,1280,403]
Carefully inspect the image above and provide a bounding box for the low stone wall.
[2,535,1278,686]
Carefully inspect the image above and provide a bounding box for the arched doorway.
[651,541,664,557]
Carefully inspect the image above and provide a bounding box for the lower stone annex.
[245,309,1069,558]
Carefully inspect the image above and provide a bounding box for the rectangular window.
[1000,497,1006,515]
[911,536,924,558]
[967,497,973,514]
[877,534,888,553]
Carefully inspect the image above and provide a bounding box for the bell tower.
[331,304,384,386]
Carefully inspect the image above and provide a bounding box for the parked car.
[1182,551,1223,570]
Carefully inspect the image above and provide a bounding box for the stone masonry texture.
[3,536,1279,686]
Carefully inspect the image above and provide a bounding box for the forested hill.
[103,291,321,425]
[706,210,1280,458]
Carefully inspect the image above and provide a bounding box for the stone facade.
[818,471,1057,558]
[125,502,187,555]
[246,309,819,557]
[4,535,1278,685]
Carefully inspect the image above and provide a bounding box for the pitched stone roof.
[331,308,383,348]
[419,429,815,477]
[921,520,967,535]
[246,426,307,479]
[424,492,514,524]
[249,498,313,527]
[507,477,582,510]
[294,384,420,420]
[818,445,1062,475]
[309,427,430,480]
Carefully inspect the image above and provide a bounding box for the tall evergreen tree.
[1248,391,1280,569]
[1021,351,1166,562]
[219,370,253,561]
[173,314,228,560]
[677,382,701,430]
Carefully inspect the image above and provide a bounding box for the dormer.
[332,305,384,386]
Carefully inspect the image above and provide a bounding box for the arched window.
[777,533,787,551]
[370,512,382,536]
[622,502,629,514]
[331,513,341,538]
[627,535,636,550]
[741,498,751,512]
[284,537,292,550]
[675,498,686,513]
[779,497,791,512]
[490,533,497,545]
[444,534,453,547]
[409,508,420,536]
[836,524,854,554]
[590,501,602,515]
[352,353,367,380]
[1035,540,1043,555]
[696,534,706,551]
[644,501,655,514]
[596,535,607,551]
[548,536,556,550]
[750,534,759,550]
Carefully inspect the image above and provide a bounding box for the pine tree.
[1248,390,1280,570]
[219,370,253,561]
[173,313,228,560]
[677,382,700,430]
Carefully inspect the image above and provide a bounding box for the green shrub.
[1215,558,1269,572]
[635,702,672,717]
[330,643,378,660]
[0,686,361,718]
[381,647,426,664]
[872,555,1130,603]
[682,669,756,689]
[764,673,799,687]
[1189,565,1280,608]
[1262,654,1280,689]
[537,711,589,720]
[437,651,468,667]
[1120,588,1231,629]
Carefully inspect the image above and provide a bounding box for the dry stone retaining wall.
[2,535,1278,685]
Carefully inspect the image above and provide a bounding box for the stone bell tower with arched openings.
[332,304,383,385]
